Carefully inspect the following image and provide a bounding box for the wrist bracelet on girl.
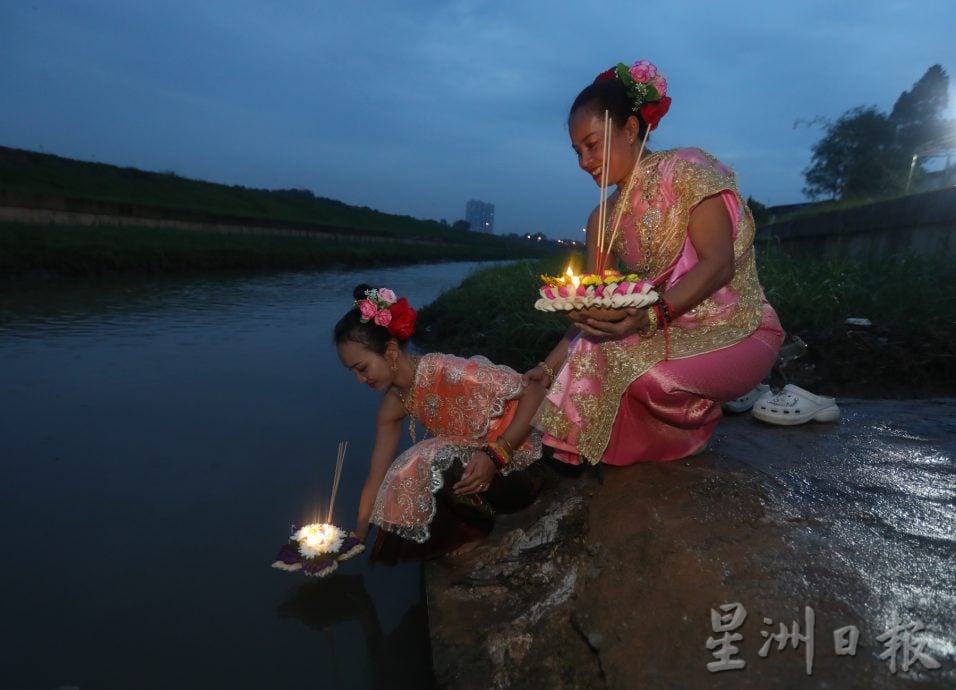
[537,360,556,383]
[490,438,513,463]
[482,440,512,472]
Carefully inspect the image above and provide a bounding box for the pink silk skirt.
[546,304,784,465]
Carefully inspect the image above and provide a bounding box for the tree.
[890,64,950,155]
[802,106,905,200]
[451,219,470,231]
[802,65,952,201]
[746,196,770,227]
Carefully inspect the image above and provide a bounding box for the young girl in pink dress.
[335,284,546,562]
[527,60,784,465]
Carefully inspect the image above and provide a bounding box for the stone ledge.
[426,400,956,689]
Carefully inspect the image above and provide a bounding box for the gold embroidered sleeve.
[670,153,737,215]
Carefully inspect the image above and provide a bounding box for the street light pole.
[905,153,918,193]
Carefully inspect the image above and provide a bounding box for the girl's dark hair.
[569,78,648,140]
[333,283,393,354]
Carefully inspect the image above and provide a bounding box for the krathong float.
[272,441,364,577]
[535,266,658,319]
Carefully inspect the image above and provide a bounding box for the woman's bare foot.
[447,540,481,557]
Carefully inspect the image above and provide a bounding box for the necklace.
[396,356,420,443]
[602,156,643,267]
[618,152,663,277]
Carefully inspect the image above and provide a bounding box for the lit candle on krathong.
[295,522,346,558]
[565,265,580,289]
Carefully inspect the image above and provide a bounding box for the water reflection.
[278,575,434,690]
[0,262,500,689]
[0,264,499,338]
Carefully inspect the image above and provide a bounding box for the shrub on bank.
[414,258,570,372]
[415,253,956,397]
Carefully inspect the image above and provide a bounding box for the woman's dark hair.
[569,78,648,139]
[333,283,393,354]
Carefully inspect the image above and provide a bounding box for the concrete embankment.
[425,399,956,689]
[756,187,956,260]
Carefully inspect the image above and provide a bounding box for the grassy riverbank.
[0,222,558,279]
[414,253,956,398]
[1,145,563,279]
[1,146,455,237]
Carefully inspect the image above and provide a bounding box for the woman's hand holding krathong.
[568,307,649,338]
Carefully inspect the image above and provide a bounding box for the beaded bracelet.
[650,300,672,360]
[656,296,675,323]
[482,439,512,472]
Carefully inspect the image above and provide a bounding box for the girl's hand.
[522,365,550,387]
[453,450,497,495]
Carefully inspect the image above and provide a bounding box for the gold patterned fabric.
[533,148,771,463]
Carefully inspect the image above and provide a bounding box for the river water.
[0,262,499,690]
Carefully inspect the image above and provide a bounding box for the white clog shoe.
[722,383,772,414]
[751,384,840,426]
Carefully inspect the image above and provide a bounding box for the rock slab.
[426,400,956,689]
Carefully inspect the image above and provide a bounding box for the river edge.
[424,399,956,689]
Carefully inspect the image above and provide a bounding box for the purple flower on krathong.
[275,544,300,565]
[303,556,338,577]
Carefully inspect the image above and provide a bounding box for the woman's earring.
[389,358,397,372]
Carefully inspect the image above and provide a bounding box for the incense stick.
[600,125,651,272]
[326,440,347,523]
[596,110,612,273]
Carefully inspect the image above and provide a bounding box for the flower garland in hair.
[595,59,672,130]
[356,287,418,340]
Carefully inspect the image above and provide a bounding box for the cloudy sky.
[2,1,954,238]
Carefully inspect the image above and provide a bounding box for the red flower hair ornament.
[387,297,417,340]
[595,59,671,131]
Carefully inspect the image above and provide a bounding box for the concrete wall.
[755,187,956,259]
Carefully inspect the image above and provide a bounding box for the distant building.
[465,199,495,233]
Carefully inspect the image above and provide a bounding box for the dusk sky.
[3,1,954,238]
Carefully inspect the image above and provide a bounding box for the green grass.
[415,251,956,378]
[0,222,558,279]
[414,257,574,371]
[0,146,515,243]
[756,246,956,331]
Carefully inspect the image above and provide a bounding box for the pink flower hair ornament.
[595,59,672,131]
[355,287,417,340]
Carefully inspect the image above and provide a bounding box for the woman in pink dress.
[527,60,784,465]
